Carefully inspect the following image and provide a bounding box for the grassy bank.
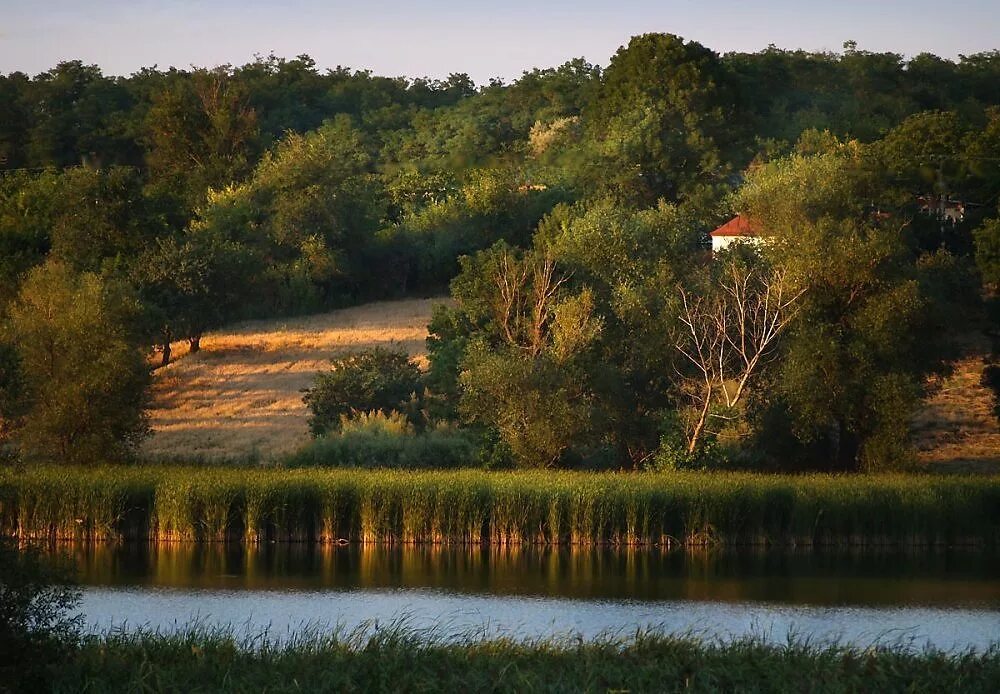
[30,628,1000,693]
[3,466,999,546]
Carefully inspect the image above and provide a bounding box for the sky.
[2,0,999,83]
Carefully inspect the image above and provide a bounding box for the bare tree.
[674,264,806,453]
[491,250,568,357]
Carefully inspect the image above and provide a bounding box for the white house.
[709,215,765,253]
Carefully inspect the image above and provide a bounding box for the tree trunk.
[832,418,860,471]
[686,387,713,454]
[160,341,171,367]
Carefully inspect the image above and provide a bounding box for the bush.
[286,421,476,470]
[0,539,81,691]
[302,348,424,436]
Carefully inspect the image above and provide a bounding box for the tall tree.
[738,143,974,469]
[144,68,259,212]
[5,261,150,463]
[582,33,729,205]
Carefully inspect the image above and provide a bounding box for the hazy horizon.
[2,0,999,83]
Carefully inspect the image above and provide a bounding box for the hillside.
[142,297,442,462]
[913,353,1000,474]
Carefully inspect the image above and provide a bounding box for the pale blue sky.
[2,0,998,82]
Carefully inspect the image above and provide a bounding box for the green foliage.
[4,261,150,463]
[975,215,1000,291]
[3,40,1000,472]
[302,348,424,436]
[0,341,25,449]
[287,420,476,470]
[134,228,258,362]
[0,167,167,306]
[196,115,381,314]
[431,202,702,468]
[583,33,729,204]
[460,344,595,468]
[0,538,81,692]
[384,167,569,293]
[737,146,973,470]
[144,68,260,212]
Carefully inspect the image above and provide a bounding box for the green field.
[21,628,999,694]
[3,466,999,546]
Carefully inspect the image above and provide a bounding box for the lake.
[64,543,1000,652]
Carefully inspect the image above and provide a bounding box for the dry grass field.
[912,353,1000,474]
[142,297,443,462]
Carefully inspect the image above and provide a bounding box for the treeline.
[1,36,999,469]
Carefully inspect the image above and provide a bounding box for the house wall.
[711,235,763,253]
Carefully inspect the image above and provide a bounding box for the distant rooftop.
[709,215,762,238]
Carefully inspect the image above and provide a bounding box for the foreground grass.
[32,627,1000,693]
[3,466,1000,546]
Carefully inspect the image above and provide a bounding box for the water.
[64,543,1000,651]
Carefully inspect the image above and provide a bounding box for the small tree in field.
[5,261,150,463]
[135,231,256,366]
[303,348,423,436]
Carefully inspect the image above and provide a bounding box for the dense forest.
[1,35,999,471]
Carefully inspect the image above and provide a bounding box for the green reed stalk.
[2,466,998,546]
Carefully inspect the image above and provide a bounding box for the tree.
[197,115,380,314]
[303,348,423,436]
[24,61,137,168]
[443,243,603,467]
[47,166,164,274]
[0,171,57,306]
[135,230,257,365]
[673,261,805,453]
[0,341,25,450]
[737,143,974,470]
[975,214,1000,292]
[459,342,594,468]
[0,72,31,170]
[5,261,150,462]
[144,68,259,212]
[0,166,168,306]
[582,33,730,204]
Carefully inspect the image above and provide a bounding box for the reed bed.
[47,626,1000,693]
[2,466,999,546]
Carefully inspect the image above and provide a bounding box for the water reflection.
[65,543,1000,608]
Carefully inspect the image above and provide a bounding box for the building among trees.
[709,215,764,253]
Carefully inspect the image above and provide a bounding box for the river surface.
[64,543,1000,652]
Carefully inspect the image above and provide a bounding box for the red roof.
[709,215,761,238]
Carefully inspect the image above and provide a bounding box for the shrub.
[302,348,424,436]
[338,410,414,436]
[286,423,475,470]
[0,538,81,691]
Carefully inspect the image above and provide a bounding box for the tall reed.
[2,466,998,546]
[55,627,1000,693]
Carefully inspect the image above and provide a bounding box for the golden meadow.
[3,466,999,547]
